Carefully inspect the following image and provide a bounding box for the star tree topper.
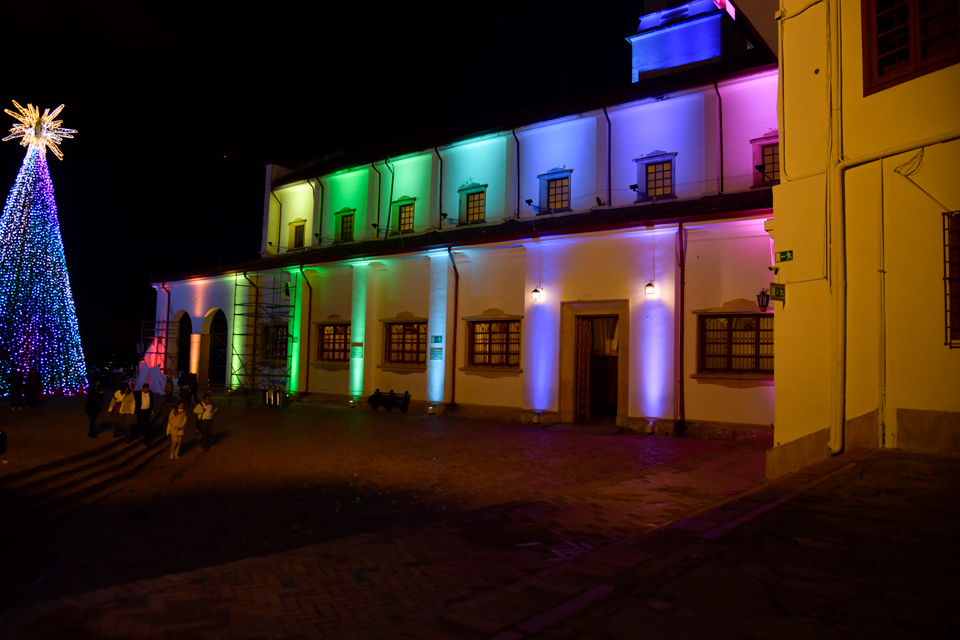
[3,101,77,160]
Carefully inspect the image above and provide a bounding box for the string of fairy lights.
[0,101,86,396]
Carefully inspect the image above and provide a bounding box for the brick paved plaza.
[1,398,957,639]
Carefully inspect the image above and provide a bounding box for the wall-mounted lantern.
[645,282,655,295]
[531,287,542,301]
[757,288,770,312]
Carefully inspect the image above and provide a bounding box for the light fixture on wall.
[645,223,656,295]
[532,236,544,301]
[645,282,655,295]
[757,288,770,312]
[531,287,541,300]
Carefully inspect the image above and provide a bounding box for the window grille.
[547,178,569,210]
[862,0,960,95]
[340,214,354,242]
[698,314,774,373]
[761,143,780,183]
[467,321,521,367]
[399,203,414,232]
[646,162,673,197]
[466,191,485,222]
[385,322,427,364]
[261,324,290,361]
[317,324,350,361]
[945,211,960,346]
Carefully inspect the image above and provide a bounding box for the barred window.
[317,324,350,361]
[862,0,960,95]
[261,324,290,361]
[646,161,673,197]
[399,203,414,232]
[293,224,305,248]
[945,211,960,346]
[466,191,485,222]
[340,214,354,242]
[385,322,427,364]
[547,178,569,210]
[467,321,521,367]
[761,143,780,183]
[698,314,774,373]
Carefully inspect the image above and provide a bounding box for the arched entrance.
[177,312,192,376]
[208,310,228,387]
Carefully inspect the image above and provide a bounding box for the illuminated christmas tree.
[0,101,86,396]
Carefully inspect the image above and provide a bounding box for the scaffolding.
[230,270,297,396]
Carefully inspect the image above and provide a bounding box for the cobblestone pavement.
[0,398,770,638]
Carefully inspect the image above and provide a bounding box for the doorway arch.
[206,309,228,386]
[177,312,192,376]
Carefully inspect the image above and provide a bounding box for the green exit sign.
[431,335,443,344]
[770,282,786,302]
[776,250,794,263]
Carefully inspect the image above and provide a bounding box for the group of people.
[7,368,42,410]
[84,374,218,459]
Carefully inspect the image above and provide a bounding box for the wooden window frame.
[945,211,960,347]
[862,0,960,96]
[466,320,522,368]
[633,152,678,201]
[340,213,354,242]
[398,203,415,233]
[547,177,570,210]
[316,323,351,362]
[261,323,290,362]
[293,223,305,249]
[466,191,486,222]
[760,143,781,184]
[384,322,427,365]
[697,313,774,374]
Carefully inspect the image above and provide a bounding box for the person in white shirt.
[193,393,218,452]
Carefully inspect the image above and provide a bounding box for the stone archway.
[175,312,192,377]
[204,309,228,387]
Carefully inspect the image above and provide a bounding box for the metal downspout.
[383,158,395,239]
[435,147,444,230]
[603,108,612,206]
[299,264,313,394]
[713,82,724,193]
[676,223,687,431]
[512,129,521,218]
[828,0,846,455]
[316,179,324,247]
[447,248,460,407]
[162,283,171,374]
[270,191,283,252]
[371,163,382,239]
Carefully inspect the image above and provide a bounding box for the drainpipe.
[383,157,395,239]
[271,191,283,252]
[316,179,324,247]
[713,82,724,193]
[676,223,687,432]
[162,283,171,374]
[435,147,444,230]
[299,264,313,393]
[371,163,382,239]
[827,0,845,455]
[512,128,521,218]
[447,248,460,407]
[603,107,612,206]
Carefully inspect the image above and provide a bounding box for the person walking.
[85,380,101,438]
[134,383,154,443]
[25,369,40,408]
[193,393,217,452]
[113,386,136,441]
[187,373,200,406]
[8,368,23,410]
[164,376,174,403]
[166,401,187,459]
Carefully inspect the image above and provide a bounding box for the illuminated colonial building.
[151,1,784,435]
[767,0,960,476]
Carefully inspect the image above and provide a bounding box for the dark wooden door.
[575,317,592,423]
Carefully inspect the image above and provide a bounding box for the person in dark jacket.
[134,383,155,443]
[8,368,23,410]
[85,381,101,437]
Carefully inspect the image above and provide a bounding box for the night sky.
[1,0,775,365]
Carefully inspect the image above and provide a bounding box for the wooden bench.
[367,389,411,413]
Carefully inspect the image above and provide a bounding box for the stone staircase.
[0,434,167,538]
